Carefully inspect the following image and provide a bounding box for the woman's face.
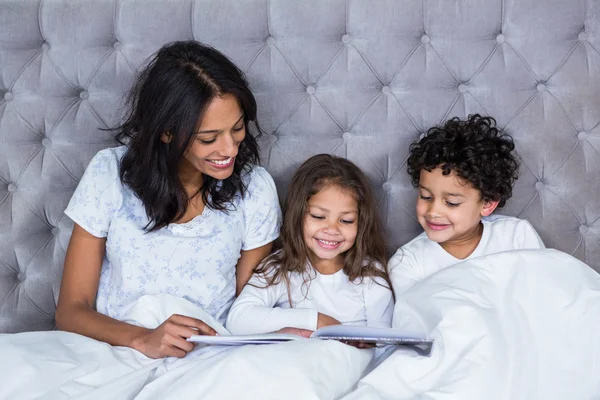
[180,94,246,181]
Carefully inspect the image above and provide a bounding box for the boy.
[391,114,544,295]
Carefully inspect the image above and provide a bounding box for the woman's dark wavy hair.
[407,114,519,208]
[114,41,261,231]
[254,154,395,304]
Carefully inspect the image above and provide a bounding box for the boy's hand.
[317,313,341,329]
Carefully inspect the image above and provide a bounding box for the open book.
[188,325,434,354]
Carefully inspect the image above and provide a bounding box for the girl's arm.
[56,224,215,359]
[363,277,395,328]
[235,242,273,295]
[226,275,318,335]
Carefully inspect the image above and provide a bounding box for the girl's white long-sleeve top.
[225,263,394,335]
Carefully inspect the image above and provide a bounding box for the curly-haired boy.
[390,114,545,295]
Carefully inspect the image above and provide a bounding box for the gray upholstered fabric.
[0,0,598,333]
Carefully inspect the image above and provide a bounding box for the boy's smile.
[425,220,452,231]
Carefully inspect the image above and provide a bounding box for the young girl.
[226,154,395,336]
[390,114,545,296]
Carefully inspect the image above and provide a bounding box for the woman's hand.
[131,314,217,359]
[316,313,341,329]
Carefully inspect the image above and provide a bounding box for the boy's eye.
[445,201,460,207]
[310,214,325,220]
[419,195,432,201]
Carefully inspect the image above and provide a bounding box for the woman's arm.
[56,224,215,358]
[235,242,273,295]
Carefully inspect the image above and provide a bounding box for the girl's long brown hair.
[254,154,395,304]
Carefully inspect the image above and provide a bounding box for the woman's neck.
[178,160,203,196]
[171,160,205,224]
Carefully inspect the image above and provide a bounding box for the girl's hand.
[341,340,376,349]
[132,314,216,359]
[317,313,341,329]
[275,327,314,338]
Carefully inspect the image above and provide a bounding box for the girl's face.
[177,94,246,182]
[303,184,359,271]
[416,167,497,253]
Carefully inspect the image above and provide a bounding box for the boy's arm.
[389,248,423,297]
[515,219,545,249]
[225,275,318,335]
[364,277,394,328]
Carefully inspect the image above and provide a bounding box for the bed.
[1,0,599,399]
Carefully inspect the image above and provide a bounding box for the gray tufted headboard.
[1,0,599,333]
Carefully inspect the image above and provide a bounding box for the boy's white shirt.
[389,215,545,296]
[226,261,394,335]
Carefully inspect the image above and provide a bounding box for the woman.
[56,40,281,359]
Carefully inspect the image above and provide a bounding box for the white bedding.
[1,249,599,399]
[0,294,373,400]
[344,249,600,400]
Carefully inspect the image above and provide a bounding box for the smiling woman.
[178,95,246,180]
[42,40,282,359]
[115,42,264,232]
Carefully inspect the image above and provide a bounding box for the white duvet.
[1,249,598,400]
[345,249,600,400]
[0,294,373,400]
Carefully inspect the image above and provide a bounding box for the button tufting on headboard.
[1,0,599,333]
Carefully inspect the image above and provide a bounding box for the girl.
[226,154,395,336]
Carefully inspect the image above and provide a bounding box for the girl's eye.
[446,201,460,207]
[310,214,325,220]
[419,195,432,201]
[341,219,355,224]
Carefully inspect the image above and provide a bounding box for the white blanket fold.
[0,294,372,400]
[343,249,600,400]
[2,249,598,399]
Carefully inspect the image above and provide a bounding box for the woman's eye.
[198,137,216,145]
[233,124,245,132]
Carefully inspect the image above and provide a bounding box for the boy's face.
[416,167,498,252]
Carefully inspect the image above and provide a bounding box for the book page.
[188,333,305,346]
[312,325,432,345]
[311,325,433,355]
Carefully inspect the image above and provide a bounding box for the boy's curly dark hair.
[407,114,519,208]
